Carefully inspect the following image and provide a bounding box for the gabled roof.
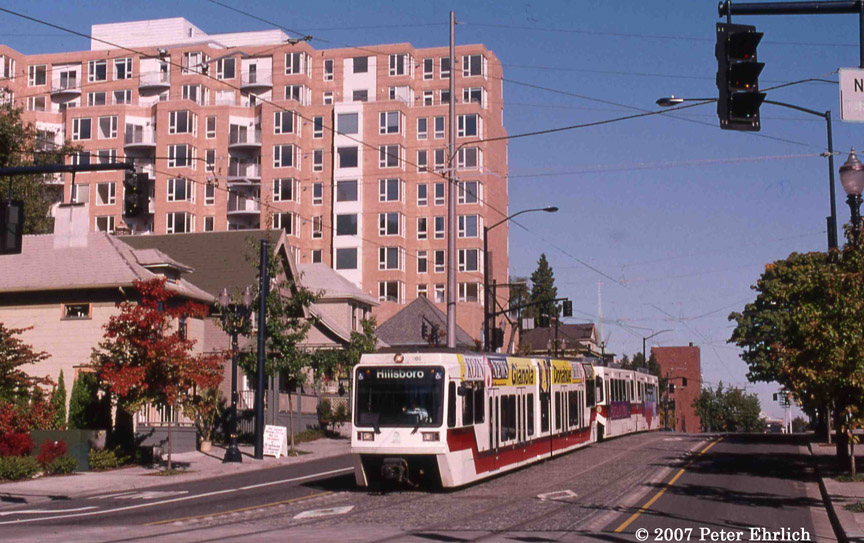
[520,323,598,352]
[0,232,212,303]
[376,297,475,348]
[297,263,377,306]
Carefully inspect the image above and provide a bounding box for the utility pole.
[664,370,671,431]
[446,10,457,348]
[253,240,269,460]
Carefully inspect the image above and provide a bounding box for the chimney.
[53,202,89,249]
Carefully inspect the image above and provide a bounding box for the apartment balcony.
[50,80,81,97]
[228,128,262,151]
[240,71,272,91]
[124,126,156,151]
[227,163,261,185]
[138,71,170,91]
[227,193,261,216]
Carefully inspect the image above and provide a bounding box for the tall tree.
[49,369,67,430]
[692,383,763,433]
[0,89,77,234]
[91,278,224,469]
[529,254,558,321]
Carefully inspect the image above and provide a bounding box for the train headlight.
[394,353,404,364]
[357,431,374,441]
[421,432,440,442]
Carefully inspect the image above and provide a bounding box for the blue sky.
[3,0,858,419]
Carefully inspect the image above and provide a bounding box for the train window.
[541,393,549,433]
[568,391,579,428]
[448,382,456,428]
[595,377,604,403]
[554,391,562,431]
[585,379,595,407]
[462,384,474,425]
[527,394,534,436]
[474,384,485,423]
[501,395,516,442]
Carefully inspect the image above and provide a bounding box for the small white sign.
[263,424,288,458]
[840,68,864,122]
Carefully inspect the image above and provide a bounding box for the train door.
[489,388,500,455]
[517,386,526,461]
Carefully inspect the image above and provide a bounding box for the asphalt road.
[0,433,836,543]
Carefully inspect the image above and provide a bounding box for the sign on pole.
[839,68,864,122]
[263,425,288,458]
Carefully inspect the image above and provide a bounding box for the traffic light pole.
[718,0,864,69]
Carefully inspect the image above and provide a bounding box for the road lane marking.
[293,505,354,519]
[537,490,578,501]
[114,490,189,500]
[146,491,333,525]
[613,437,723,534]
[0,465,353,526]
[88,491,137,500]
[0,507,97,516]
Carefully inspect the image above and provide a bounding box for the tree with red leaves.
[91,278,223,469]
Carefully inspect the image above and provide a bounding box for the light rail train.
[350,352,660,488]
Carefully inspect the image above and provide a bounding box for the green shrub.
[89,448,125,471]
[46,454,77,475]
[0,455,41,481]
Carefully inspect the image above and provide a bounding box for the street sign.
[263,424,288,457]
[839,68,864,122]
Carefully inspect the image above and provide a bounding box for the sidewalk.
[0,436,351,508]
[810,441,864,543]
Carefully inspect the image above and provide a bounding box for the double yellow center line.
[614,437,723,533]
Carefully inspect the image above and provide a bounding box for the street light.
[656,95,840,251]
[219,285,253,463]
[840,148,864,245]
[483,206,559,352]
[642,329,672,368]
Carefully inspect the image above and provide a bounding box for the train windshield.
[354,366,445,428]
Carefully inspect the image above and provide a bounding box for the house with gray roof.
[519,322,601,358]
[376,296,476,350]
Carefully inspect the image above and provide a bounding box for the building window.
[72,152,91,167]
[337,113,358,135]
[323,59,334,81]
[72,118,91,141]
[96,182,116,205]
[285,84,307,103]
[62,303,91,320]
[463,87,484,106]
[336,214,358,236]
[98,116,117,139]
[440,89,450,104]
[273,178,295,202]
[313,182,323,205]
[312,249,323,263]
[379,145,400,169]
[337,147,359,169]
[462,54,485,77]
[169,111,196,135]
[313,116,323,138]
[378,247,402,271]
[458,181,480,204]
[378,178,402,202]
[182,51,205,74]
[87,92,107,107]
[352,89,368,102]
[440,57,451,79]
[417,150,428,173]
[28,64,46,86]
[422,58,434,80]
[458,249,480,272]
[434,182,445,206]
[166,212,194,234]
[285,52,307,75]
[323,91,333,105]
[27,96,46,111]
[336,248,358,270]
[205,183,216,205]
[434,250,445,273]
[182,84,207,105]
[274,111,296,134]
[205,149,216,173]
[379,111,400,135]
[457,147,481,170]
[458,114,479,138]
[378,281,401,303]
[434,149,446,172]
[388,53,409,76]
[378,212,401,237]
[167,144,194,168]
[417,217,428,240]
[217,58,236,79]
[458,283,480,302]
[88,60,107,82]
[274,144,296,168]
[417,251,428,273]
[423,91,434,106]
[204,216,215,231]
[417,117,428,140]
[312,216,323,239]
[434,284,445,303]
[95,149,117,164]
[417,184,428,206]
[206,116,216,139]
[95,216,115,233]
[434,216,445,239]
[336,180,358,202]
[272,212,295,235]
[458,215,479,238]
[417,284,428,298]
[313,149,324,172]
[167,177,193,202]
[114,57,132,80]
[433,116,445,139]
[353,56,368,73]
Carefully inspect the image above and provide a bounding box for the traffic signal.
[716,22,765,131]
[562,300,573,318]
[123,171,149,220]
[0,200,24,255]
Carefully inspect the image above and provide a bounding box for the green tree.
[0,89,77,234]
[692,383,763,433]
[68,372,111,430]
[792,416,810,433]
[528,254,558,322]
[49,370,67,430]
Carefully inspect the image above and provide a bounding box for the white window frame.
[417,150,428,173]
[378,212,402,237]
[423,91,434,106]
[417,284,428,298]
[422,58,434,80]
[434,182,445,206]
[206,116,217,139]
[388,53,410,76]
[434,216,445,239]
[88,60,107,82]
[323,58,334,81]
[313,116,323,138]
[457,147,481,170]
[166,211,194,234]
[273,144,297,168]
[458,181,481,205]
[458,215,480,238]
[378,281,402,303]
[28,64,46,86]
[312,182,323,205]
[96,182,116,206]
[323,91,333,105]
[312,216,323,239]
[272,212,295,235]
[417,183,428,206]
[167,144,195,169]
[114,57,133,80]
[462,54,486,78]
[272,178,296,202]
[417,117,428,140]
[378,144,401,169]
[285,52,307,75]
[433,116,445,139]
[417,217,428,240]
[457,113,480,138]
[440,57,450,79]
[312,149,324,172]
[378,178,403,203]
[378,247,403,271]
[167,177,194,202]
[87,92,107,107]
[463,86,485,107]
[205,183,216,206]
[434,250,445,273]
[168,110,196,135]
[216,58,236,80]
[113,89,132,105]
[458,282,480,302]
[417,251,428,274]
[458,248,480,272]
[379,111,401,135]
[274,111,296,135]
[72,118,91,141]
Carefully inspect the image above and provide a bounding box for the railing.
[241,71,273,87]
[214,95,236,106]
[228,193,261,213]
[136,403,194,427]
[227,162,261,179]
[229,128,262,146]
[124,125,155,145]
[138,71,170,87]
[51,79,80,93]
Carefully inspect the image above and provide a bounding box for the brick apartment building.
[652,344,702,433]
[0,17,508,340]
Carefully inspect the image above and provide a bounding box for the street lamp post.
[218,285,253,463]
[840,149,864,245]
[483,206,558,352]
[642,329,672,368]
[657,96,840,250]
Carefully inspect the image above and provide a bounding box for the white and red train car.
[350,352,659,488]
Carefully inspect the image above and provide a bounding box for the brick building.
[0,17,508,341]
[652,344,702,433]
